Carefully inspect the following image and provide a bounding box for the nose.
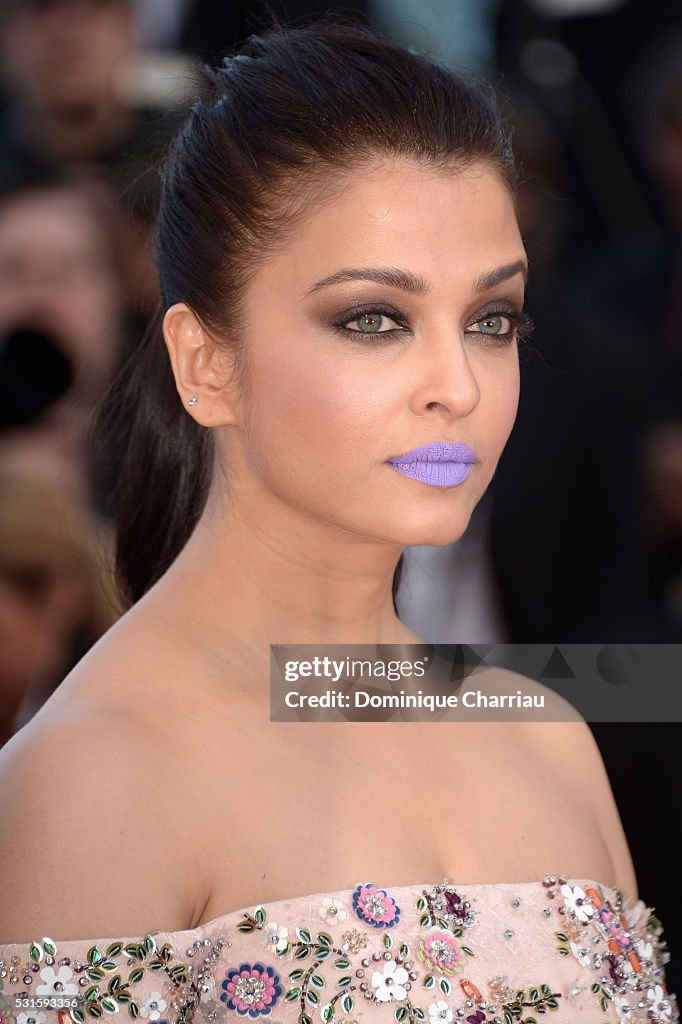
[407,325,481,419]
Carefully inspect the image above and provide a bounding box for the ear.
[162,302,242,427]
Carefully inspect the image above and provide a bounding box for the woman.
[0,18,677,1024]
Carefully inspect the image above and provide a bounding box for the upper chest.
[187,713,614,927]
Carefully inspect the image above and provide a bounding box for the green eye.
[478,315,507,334]
[356,313,385,333]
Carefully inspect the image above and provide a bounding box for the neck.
[150,476,422,677]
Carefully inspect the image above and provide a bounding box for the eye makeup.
[328,299,534,346]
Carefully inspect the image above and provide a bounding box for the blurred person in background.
[0,466,120,748]
[0,172,129,500]
[0,0,188,324]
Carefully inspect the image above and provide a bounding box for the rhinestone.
[234,975,265,1005]
[364,894,387,917]
[361,959,370,967]
[546,889,556,899]
[359,982,368,991]
[187,949,195,957]
[409,972,418,981]
[58,958,70,966]
[372,953,382,961]
[356,970,365,978]
[0,971,5,979]
[79,978,88,987]
[23,976,32,985]
[10,958,20,966]
[203,939,211,947]
[54,981,64,991]
[383,952,391,960]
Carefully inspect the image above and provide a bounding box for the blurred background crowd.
[0,0,680,989]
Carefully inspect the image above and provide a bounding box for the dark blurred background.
[0,0,680,995]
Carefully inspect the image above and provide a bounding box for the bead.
[504,929,514,939]
[511,898,521,908]
[383,951,391,960]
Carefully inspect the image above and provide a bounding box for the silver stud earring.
[187,397,198,408]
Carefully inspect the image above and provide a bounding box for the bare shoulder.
[496,669,638,903]
[0,633,212,944]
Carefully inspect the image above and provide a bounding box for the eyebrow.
[304,260,528,297]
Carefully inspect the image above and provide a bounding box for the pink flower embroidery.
[352,883,401,928]
[418,928,467,975]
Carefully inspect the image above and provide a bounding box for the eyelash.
[330,303,535,346]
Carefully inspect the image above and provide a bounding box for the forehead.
[253,158,523,301]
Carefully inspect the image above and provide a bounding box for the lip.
[386,442,477,489]
[387,442,476,465]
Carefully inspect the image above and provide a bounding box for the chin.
[378,506,476,549]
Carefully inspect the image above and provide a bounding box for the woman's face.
[220,157,527,549]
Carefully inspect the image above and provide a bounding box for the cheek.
[243,350,389,479]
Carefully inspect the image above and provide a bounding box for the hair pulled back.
[102,15,518,609]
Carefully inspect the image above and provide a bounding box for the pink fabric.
[0,875,678,1024]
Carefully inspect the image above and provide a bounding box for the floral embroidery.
[417,930,467,976]
[427,999,452,1023]
[34,966,79,998]
[552,876,679,1022]
[0,873,678,1024]
[261,925,290,956]
[352,885,401,929]
[320,900,348,927]
[221,963,283,1017]
[559,884,594,923]
[140,991,168,1020]
[416,882,477,933]
[371,962,409,1003]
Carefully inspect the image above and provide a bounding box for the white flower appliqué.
[35,965,79,996]
[560,884,594,923]
[428,999,453,1024]
[139,991,168,1020]
[371,960,409,1002]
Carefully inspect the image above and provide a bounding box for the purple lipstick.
[386,442,476,488]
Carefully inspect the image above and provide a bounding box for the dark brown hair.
[100,15,519,608]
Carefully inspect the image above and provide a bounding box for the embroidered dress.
[0,875,677,1024]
